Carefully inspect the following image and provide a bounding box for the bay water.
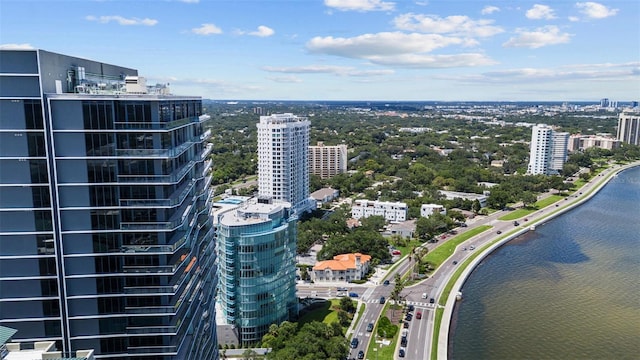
[449,166,640,359]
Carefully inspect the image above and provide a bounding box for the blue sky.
[1,0,638,101]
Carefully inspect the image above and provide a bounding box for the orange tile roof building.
[311,253,371,283]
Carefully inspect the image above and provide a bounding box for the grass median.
[498,195,563,221]
[422,225,492,267]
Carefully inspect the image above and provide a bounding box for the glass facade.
[0,49,218,359]
[215,198,298,345]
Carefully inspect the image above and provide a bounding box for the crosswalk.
[362,299,437,308]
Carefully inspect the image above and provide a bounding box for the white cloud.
[267,76,303,83]
[393,13,503,38]
[526,4,556,20]
[324,0,395,12]
[439,62,640,83]
[85,15,158,26]
[308,32,468,57]
[263,64,394,77]
[481,6,500,15]
[0,43,35,50]
[568,16,580,22]
[576,2,618,19]
[366,53,497,68]
[306,32,495,68]
[503,26,572,49]
[178,0,199,3]
[249,25,275,37]
[191,23,223,35]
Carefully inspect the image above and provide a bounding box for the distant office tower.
[257,113,313,213]
[600,98,610,108]
[308,141,348,179]
[617,112,640,145]
[527,124,569,175]
[0,49,218,359]
[213,196,298,345]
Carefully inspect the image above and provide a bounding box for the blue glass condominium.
[214,196,298,345]
[0,49,218,359]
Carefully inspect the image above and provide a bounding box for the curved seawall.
[437,161,640,360]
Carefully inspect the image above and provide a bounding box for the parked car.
[407,305,415,312]
[403,321,409,328]
[399,348,406,358]
[416,311,422,319]
[400,336,408,347]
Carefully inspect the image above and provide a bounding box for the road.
[295,162,636,360]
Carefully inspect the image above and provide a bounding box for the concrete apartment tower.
[308,141,348,179]
[527,124,569,175]
[256,113,313,213]
[617,112,640,145]
[0,49,218,359]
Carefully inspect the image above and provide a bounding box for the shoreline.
[436,161,640,360]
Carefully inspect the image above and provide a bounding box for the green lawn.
[535,194,563,208]
[394,240,423,257]
[348,302,366,340]
[365,303,403,360]
[421,225,492,268]
[430,308,445,360]
[499,195,564,220]
[297,299,341,327]
[572,178,587,189]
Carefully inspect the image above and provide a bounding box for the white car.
[422,292,427,299]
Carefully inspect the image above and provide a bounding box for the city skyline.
[1,0,638,101]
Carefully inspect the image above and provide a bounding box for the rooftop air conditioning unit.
[124,76,148,94]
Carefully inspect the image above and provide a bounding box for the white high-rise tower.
[257,113,312,212]
[527,124,569,175]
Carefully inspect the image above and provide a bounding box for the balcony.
[115,139,195,158]
[125,306,176,315]
[117,160,195,184]
[120,221,176,231]
[201,161,212,178]
[200,129,212,141]
[123,285,177,294]
[127,345,177,354]
[122,264,177,274]
[200,143,213,160]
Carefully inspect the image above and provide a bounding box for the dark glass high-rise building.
[0,49,218,359]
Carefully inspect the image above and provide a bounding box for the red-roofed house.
[311,253,371,283]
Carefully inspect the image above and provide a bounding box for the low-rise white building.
[310,187,339,206]
[421,204,447,217]
[311,253,371,283]
[351,200,407,222]
[439,190,488,208]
